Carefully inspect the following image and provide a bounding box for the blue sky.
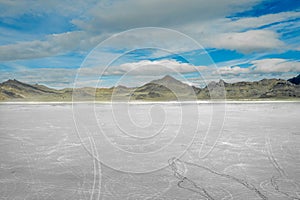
[0,0,300,88]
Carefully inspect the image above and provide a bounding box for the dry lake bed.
[0,102,299,199]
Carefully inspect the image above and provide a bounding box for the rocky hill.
[129,75,196,100]
[0,79,63,101]
[198,78,300,99]
[1,75,300,101]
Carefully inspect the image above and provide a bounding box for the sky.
[0,0,300,88]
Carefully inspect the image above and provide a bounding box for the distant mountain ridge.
[1,74,300,101]
[288,74,300,85]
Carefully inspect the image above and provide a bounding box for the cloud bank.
[103,60,207,75]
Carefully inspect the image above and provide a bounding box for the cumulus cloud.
[209,30,284,53]
[0,31,107,61]
[181,11,300,53]
[214,58,300,76]
[251,58,300,73]
[0,0,98,17]
[216,66,250,75]
[73,0,259,33]
[103,60,208,75]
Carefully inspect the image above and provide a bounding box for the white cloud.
[225,11,300,31]
[214,58,300,75]
[0,31,108,61]
[251,58,300,73]
[209,30,284,53]
[216,66,250,75]
[103,60,208,75]
[0,32,81,60]
[182,11,300,35]
[0,0,98,17]
[181,11,300,53]
[73,0,259,32]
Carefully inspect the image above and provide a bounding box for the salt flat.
[0,102,299,199]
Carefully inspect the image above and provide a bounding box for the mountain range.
[1,74,300,101]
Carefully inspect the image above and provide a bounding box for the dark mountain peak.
[161,75,174,80]
[218,79,227,85]
[288,74,300,85]
[153,75,174,82]
[1,79,33,88]
[146,75,198,98]
[2,79,21,84]
[151,75,187,86]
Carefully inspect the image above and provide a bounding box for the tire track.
[169,157,268,200]
[265,135,300,200]
[168,157,215,200]
[265,137,286,177]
